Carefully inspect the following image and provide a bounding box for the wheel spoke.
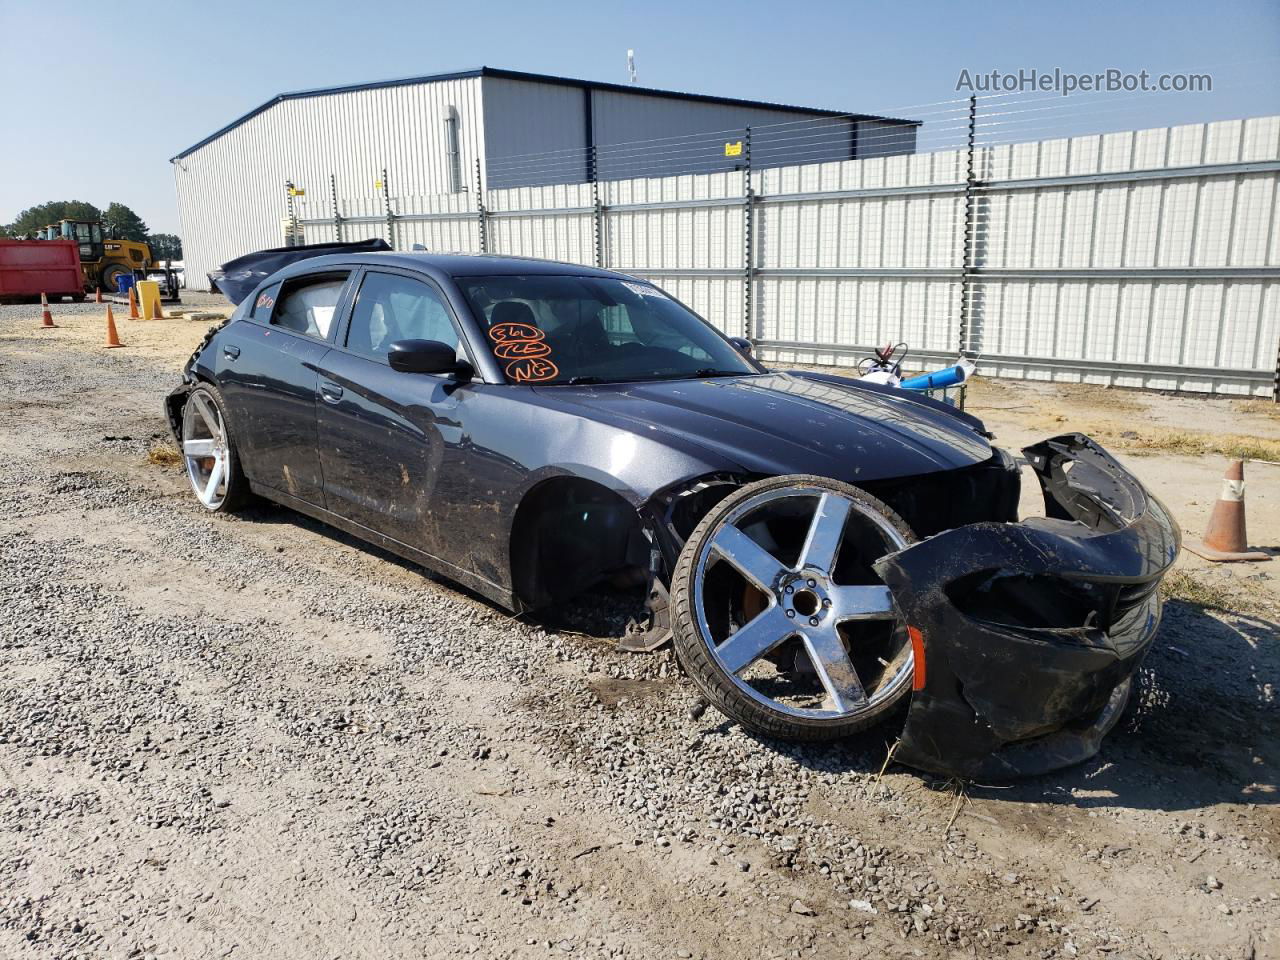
[830,584,896,622]
[804,627,868,713]
[714,605,795,675]
[183,438,216,457]
[202,456,224,505]
[798,493,852,574]
[192,393,220,437]
[709,524,786,592]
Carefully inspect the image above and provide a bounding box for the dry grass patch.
[1098,428,1280,463]
[146,442,182,467]
[1161,569,1274,618]
[1161,569,1238,611]
[1056,383,1145,413]
[1230,397,1280,419]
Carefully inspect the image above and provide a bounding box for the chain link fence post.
[959,95,977,357]
[742,126,755,342]
[1273,333,1279,403]
[474,158,488,254]
[590,145,604,268]
[380,167,396,248]
[284,180,299,246]
[330,174,343,243]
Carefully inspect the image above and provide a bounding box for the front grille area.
[860,450,1022,538]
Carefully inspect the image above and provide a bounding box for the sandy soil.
[1,296,1277,960]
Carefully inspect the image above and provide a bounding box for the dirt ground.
[1,294,1277,960]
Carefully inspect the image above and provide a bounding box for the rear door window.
[250,282,282,320]
[270,273,350,340]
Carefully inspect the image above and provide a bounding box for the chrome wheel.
[688,483,913,725]
[182,390,231,510]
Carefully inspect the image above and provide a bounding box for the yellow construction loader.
[39,219,153,294]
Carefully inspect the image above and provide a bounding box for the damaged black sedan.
[168,251,1180,779]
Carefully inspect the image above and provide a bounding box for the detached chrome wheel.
[672,475,915,740]
[181,385,249,513]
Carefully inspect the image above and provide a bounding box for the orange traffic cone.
[1186,460,1269,562]
[151,297,164,320]
[95,287,103,303]
[39,292,58,328]
[127,286,140,319]
[104,303,125,349]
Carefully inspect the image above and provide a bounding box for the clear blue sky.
[2,0,1277,235]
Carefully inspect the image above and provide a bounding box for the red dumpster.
[0,238,85,302]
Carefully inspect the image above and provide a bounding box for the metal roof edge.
[171,65,917,162]
[171,67,486,160]
[478,67,918,126]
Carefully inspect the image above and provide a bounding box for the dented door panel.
[216,321,330,505]
[315,349,461,548]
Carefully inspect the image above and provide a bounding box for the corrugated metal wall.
[752,148,966,359]
[481,78,590,188]
[173,77,484,288]
[476,78,915,185]
[588,91,860,181]
[855,120,919,159]
[297,114,1280,396]
[487,181,596,265]
[603,171,747,333]
[958,119,1280,393]
[175,75,917,288]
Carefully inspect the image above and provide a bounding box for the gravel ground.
[0,295,1277,960]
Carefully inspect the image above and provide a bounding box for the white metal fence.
[295,114,1280,397]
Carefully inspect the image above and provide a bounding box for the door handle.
[223,344,240,360]
[319,379,344,404]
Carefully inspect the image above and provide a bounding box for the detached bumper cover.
[873,434,1180,780]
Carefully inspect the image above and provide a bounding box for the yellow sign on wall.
[724,141,743,157]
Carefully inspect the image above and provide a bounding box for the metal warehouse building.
[172,66,917,290]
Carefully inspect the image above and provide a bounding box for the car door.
[216,269,353,506]
[315,268,472,557]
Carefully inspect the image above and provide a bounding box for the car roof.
[272,251,633,282]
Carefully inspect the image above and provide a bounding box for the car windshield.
[456,275,758,385]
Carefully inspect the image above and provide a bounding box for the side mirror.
[728,336,753,357]
[388,339,471,379]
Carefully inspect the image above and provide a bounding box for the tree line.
[2,200,182,261]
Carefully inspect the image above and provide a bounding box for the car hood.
[534,371,992,483]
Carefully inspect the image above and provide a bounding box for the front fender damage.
[621,475,747,653]
[873,433,1181,780]
[164,316,233,445]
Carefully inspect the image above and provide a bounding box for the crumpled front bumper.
[873,434,1180,780]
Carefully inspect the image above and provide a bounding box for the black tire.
[671,474,916,742]
[181,382,253,514]
[100,264,131,296]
